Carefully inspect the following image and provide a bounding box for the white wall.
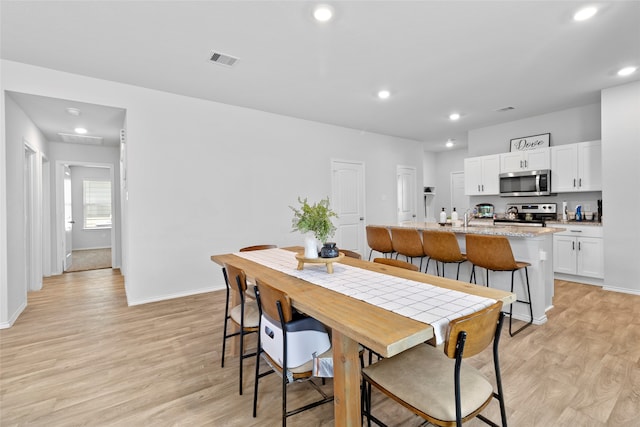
[2,93,49,327]
[468,103,601,157]
[601,81,640,294]
[69,165,112,250]
[1,60,424,313]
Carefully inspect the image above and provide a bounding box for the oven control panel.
[507,203,557,214]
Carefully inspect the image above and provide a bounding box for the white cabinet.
[464,154,500,195]
[552,225,603,279]
[500,148,550,173]
[551,141,602,192]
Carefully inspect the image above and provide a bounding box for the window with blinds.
[83,180,112,229]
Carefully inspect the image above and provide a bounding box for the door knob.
[68,220,75,224]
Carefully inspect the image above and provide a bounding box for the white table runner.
[234,248,496,344]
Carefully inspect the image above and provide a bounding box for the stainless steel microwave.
[499,169,552,197]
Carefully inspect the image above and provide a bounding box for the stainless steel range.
[494,203,557,227]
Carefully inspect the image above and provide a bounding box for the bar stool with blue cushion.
[465,234,533,337]
[221,263,260,395]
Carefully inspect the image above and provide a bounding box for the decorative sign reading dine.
[510,133,550,152]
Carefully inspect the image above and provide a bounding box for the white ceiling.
[2,1,639,151]
[6,92,126,147]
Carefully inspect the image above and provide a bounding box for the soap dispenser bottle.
[439,207,447,223]
[451,207,458,222]
[576,205,582,221]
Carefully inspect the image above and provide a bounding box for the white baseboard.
[126,285,221,306]
[602,285,640,296]
[0,299,27,329]
[554,273,603,286]
[510,312,547,326]
[73,246,112,251]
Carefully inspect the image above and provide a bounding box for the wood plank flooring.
[1,270,638,426]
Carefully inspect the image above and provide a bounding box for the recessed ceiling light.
[66,107,81,116]
[617,66,637,77]
[446,139,455,148]
[574,6,597,21]
[313,4,334,22]
[449,113,460,121]
[377,90,391,100]
[74,127,88,134]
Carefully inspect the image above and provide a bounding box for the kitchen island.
[374,222,564,326]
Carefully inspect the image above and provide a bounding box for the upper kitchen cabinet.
[551,140,602,192]
[464,154,500,195]
[500,148,550,173]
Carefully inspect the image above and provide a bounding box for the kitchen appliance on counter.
[494,203,557,227]
[474,203,494,218]
[499,169,552,197]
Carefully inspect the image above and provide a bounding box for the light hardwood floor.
[1,269,638,426]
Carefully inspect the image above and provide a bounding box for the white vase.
[304,235,319,259]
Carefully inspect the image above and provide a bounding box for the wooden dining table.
[211,247,515,426]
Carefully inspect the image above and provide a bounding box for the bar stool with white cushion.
[362,301,507,427]
[221,263,260,395]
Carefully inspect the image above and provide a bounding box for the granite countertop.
[381,222,563,238]
[545,220,602,227]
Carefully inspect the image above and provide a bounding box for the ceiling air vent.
[58,133,104,145]
[496,106,515,112]
[209,51,238,67]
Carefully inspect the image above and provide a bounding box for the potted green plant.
[290,197,338,258]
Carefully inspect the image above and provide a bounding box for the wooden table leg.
[230,288,240,356]
[332,329,362,426]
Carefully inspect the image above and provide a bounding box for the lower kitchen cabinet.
[551,225,603,279]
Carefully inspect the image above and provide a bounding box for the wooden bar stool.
[373,257,420,271]
[465,234,533,337]
[221,263,260,395]
[366,226,394,260]
[240,244,277,299]
[390,227,426,271]
[341,249,362,259]
[422,230,467,279]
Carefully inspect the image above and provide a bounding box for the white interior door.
[450,171,469,217]
[24,146,34,291]
[397,166,417,224]
[331,160,365,256]
[63,165,73,271]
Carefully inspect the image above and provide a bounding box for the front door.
[63,165,73,271]
[397,166,417,224]
[331,160,365,256]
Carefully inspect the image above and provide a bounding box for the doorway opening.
[57,162,116,273]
